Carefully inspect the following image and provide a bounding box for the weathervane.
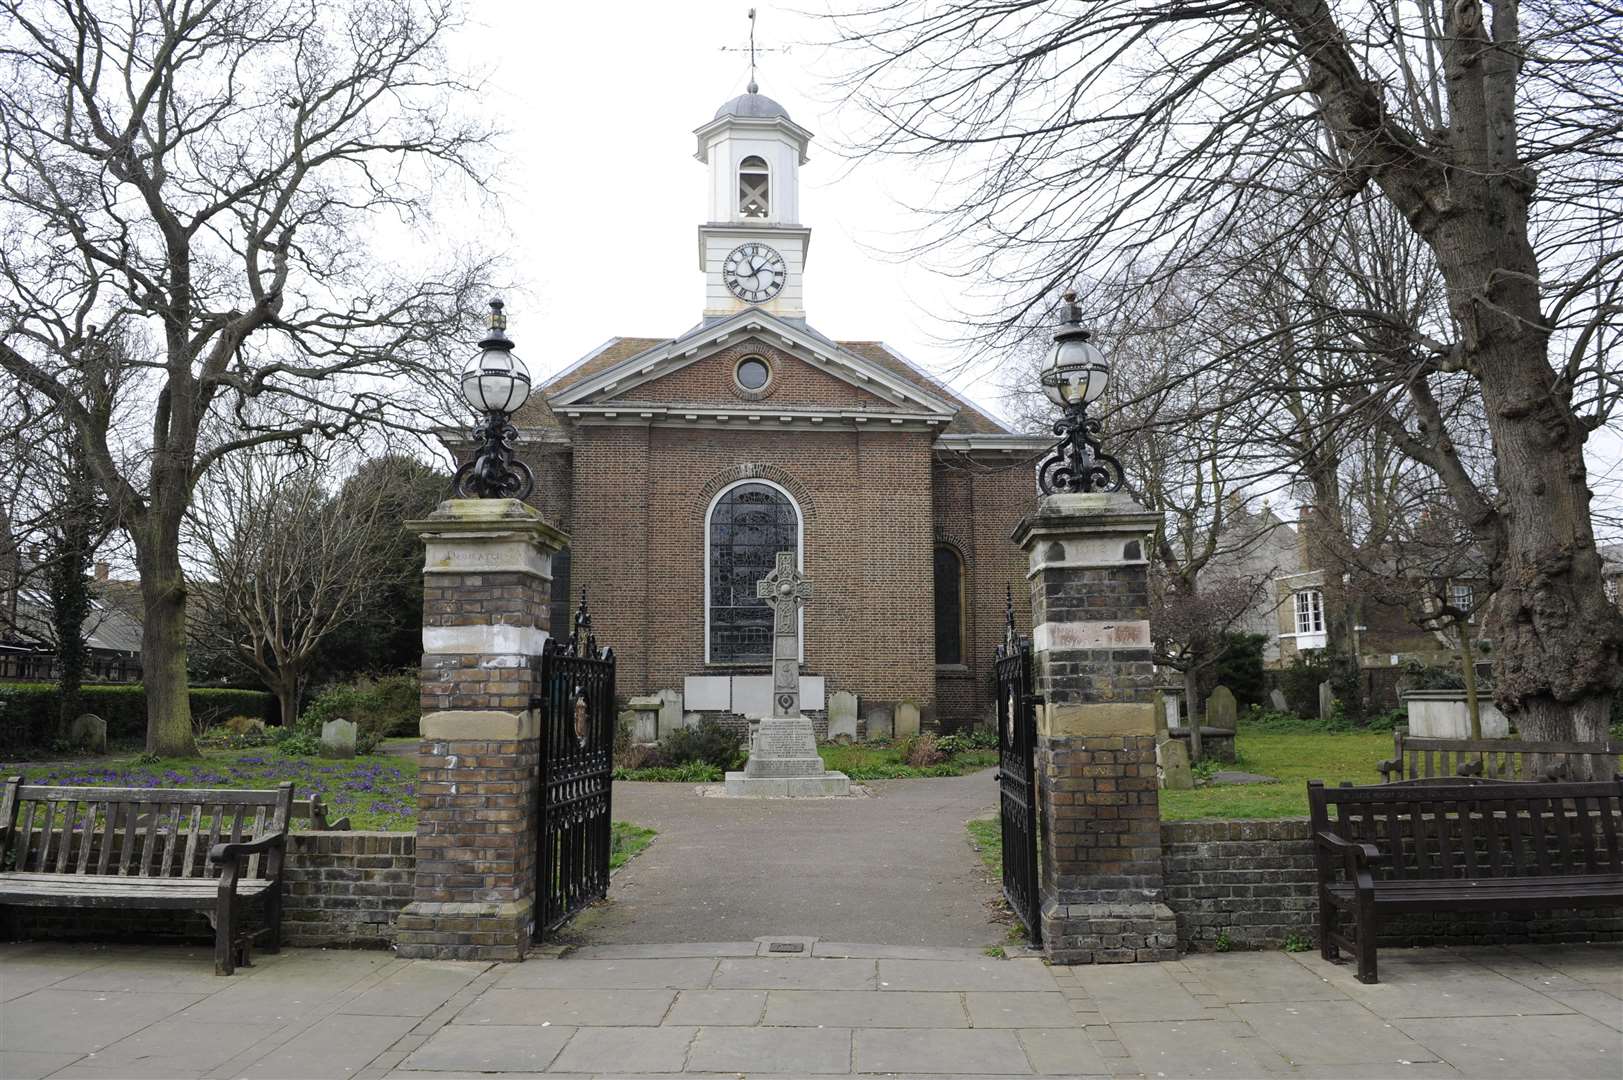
[720,7,785,93]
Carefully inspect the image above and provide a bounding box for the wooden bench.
[1309,777,1623,983]
[1378,731,1622,783]
[0,779,294,974]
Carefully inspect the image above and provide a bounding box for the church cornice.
[556,403,948,434]
[547,310,960,417]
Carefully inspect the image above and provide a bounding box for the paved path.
[561,770,1005,948]
[2,940,1619,1077]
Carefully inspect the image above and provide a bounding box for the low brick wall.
[1161,818,1623,951]
[3,830,415,950]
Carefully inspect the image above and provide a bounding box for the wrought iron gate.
[532,593,615,940]
[995,600,1042,945]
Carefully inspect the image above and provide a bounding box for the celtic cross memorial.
[755,550,812,717]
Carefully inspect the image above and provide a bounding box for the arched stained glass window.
[707,482,800,662]
[934,546,964,665]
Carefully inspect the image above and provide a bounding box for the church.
[507,84,1046,729]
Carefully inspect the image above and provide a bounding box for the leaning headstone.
[68,713,106,754]
[864,705,894,741]
[1152,691,1168,739]
[1318,681,1336,721]
[1157,737,1194,790]
[1206,685,1237,730]
[1269,688,1289,713]
[895,701,921,738]
[655,688,683,741]
[320,718,357,759]
[827,690,859,740]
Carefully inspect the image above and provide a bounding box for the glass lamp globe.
[460,299,532,414]
[1041,329,1109,409]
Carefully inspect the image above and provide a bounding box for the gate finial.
[572,587,597,658]
[1004,583,1016,649]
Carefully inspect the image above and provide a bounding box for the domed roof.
[714,85,792,121]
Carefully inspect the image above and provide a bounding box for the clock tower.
[694,83,814,319]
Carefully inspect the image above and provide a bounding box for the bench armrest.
[1376,759,1400,781]
[208,832,285,865]
[1315,829,1380,894]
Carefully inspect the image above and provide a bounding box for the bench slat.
[158,803,182,877]
[205,803,225,878]
[246,806,267,880]
[14,785,288,805]
[181,805,203,878]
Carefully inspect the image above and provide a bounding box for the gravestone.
[1206,685,1237,730]
[895,701,921,738]
[623,706,656,745]
[828,690,859,740]
[1318,681,1336,722]
[1269,688,1289,713]
[655,688,683,740]
[320,718,357,759]
[68,713,106,754]
[864,705,893,741]
[724,552,849,797]
[1157,736,1194,790]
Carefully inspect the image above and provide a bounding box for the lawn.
[817,743,998,779]
[1160,730,1395,819]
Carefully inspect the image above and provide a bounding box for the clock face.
[723,243,786,304]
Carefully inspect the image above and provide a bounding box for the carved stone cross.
[756,550,812,717]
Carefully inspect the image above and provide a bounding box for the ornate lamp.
[1037,291,1123,495]
[453,299,535,500]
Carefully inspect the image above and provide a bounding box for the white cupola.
[694,85,815,319]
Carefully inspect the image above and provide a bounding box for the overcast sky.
[443,2,1007,414]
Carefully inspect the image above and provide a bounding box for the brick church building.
[503,86,1044,728]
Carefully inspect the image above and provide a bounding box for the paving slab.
[549,1025,698,1073]
[813,942,992,960]
[964,992,1078,1029]
[764,989,969,1027]
[563,941,758,960]
[452,987,675,1026]
[57,1018,281,1077]
[686,1025,853,1073]
[1270,1064,1464,1078]
[340,961,491,1017]
[1016,1027,1111,1075]
[713,956,878,990]
[0,1051,83,1080]
[1072,964,1210,1022]
[1503,944,1623,995]
[1112,1018,1280,1078]
[877,958,1056,992]
[0,988,203,1054]
[401,1024,576,1072]
[1298,953,1579,1019]
[1398,1012,1623,1079]
[240,1012,419,1078]
[1234,1001,1438,1067]
[493,957,718,990]
[1179,952,1345,1004]
[1545,989,1623,1031]
[1441,946,1594,993]
[854,1028,1033,1074]
[665,989,768,1026]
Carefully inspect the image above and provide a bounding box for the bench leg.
[215,894,237,976]
[263,883,283,954]
[1353,894,1378,984]
[1317,891,1340,962]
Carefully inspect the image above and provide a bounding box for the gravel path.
[559,768,1007,948]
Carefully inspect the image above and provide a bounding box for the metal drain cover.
[768,942,805,953]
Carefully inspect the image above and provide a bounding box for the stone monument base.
[1041,900,1179,965]
[724,771,851,797]
[722,715,852,798]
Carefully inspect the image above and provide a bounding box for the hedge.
[0,683,276,748]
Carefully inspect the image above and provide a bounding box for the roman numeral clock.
[722,242,786,304]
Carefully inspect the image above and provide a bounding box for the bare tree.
[832,0,1623,745]
[188,445,403,729]
[0,0,493,753]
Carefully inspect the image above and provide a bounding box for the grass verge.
[610,822,657,870]
[1160,730,1393,819]
[965,817,1002,872]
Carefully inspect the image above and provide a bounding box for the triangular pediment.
[547,311,960,417]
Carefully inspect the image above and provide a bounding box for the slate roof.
[518,335,1012,438]
[714,91,792,121]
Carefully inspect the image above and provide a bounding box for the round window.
[735,357,770,391]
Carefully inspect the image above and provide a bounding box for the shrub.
[299,672,419,749]
[899,733,946,768]
[655,719,745,770]
[1276,656,1333,717]
[273,726,323,756]
[1400,660,1466,691]
[0,683,274,749]
[1213,634,1268,708]
[934,733,968,756]
[196,717,277,750]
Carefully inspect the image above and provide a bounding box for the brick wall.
[4,831,416,950]
[560,423,938,713]
[1161,818,1623,951]
[630,340,884,407]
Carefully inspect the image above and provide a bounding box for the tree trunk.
[134,514,196,757]
[1457,620,1482,741]
[1182,667,1203,763]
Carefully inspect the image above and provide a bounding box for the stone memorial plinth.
[725,717,850,797]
